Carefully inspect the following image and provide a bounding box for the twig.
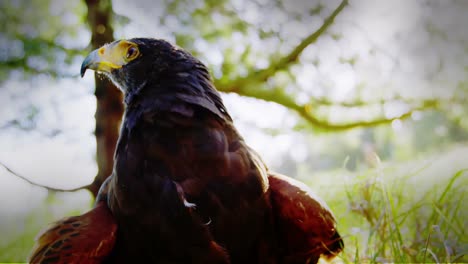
[307,95,441,108]
[290,99,440,130]
[219,0,348,92]
[261,0,349,77]
[0,161,90,192]
[224,75,441,130]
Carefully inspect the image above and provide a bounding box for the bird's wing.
[29,201,117,264]
[268,172,344,263]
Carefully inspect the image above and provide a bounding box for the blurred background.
[0,0,467,262]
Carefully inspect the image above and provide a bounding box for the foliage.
[2,0,467,131]
[0,0,88,79]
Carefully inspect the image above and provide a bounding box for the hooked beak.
[80,41,129,77]
[80,49,101,77]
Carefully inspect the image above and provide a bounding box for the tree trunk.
[84,0,123,197]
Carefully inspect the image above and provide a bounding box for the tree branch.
[217,0,348,92]
[211,0,444,130]
[307,95,442,108]
[224,79,441,130]
[262,0,348,77]
[0,161,91,192]
[293,99,440,130]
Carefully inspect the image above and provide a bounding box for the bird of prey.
[29,38,343,264]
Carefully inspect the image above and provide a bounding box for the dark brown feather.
[31,38,343,263]
[105,91,271,262]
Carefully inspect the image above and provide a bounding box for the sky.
[0,0,467,225]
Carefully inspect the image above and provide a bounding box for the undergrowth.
[1,146,467,263]
[310,149,468,263]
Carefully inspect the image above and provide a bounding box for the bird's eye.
[126,46,139,60]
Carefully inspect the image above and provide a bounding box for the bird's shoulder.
[28,201,117,264]
[268,172,344,263]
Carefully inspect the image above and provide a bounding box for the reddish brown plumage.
[268,173,343,263]
[29,201,117,264]
[29,174,342,263]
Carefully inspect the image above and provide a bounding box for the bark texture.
[84,0,123,196]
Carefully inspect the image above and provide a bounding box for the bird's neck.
[123,80,148,105]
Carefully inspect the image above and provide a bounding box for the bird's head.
[81,38,229,119]
[81,38,201,94]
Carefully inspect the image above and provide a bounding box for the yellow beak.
[80,40,138,77]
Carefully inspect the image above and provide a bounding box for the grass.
[306,145,468,263]
[0,145,467,263]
